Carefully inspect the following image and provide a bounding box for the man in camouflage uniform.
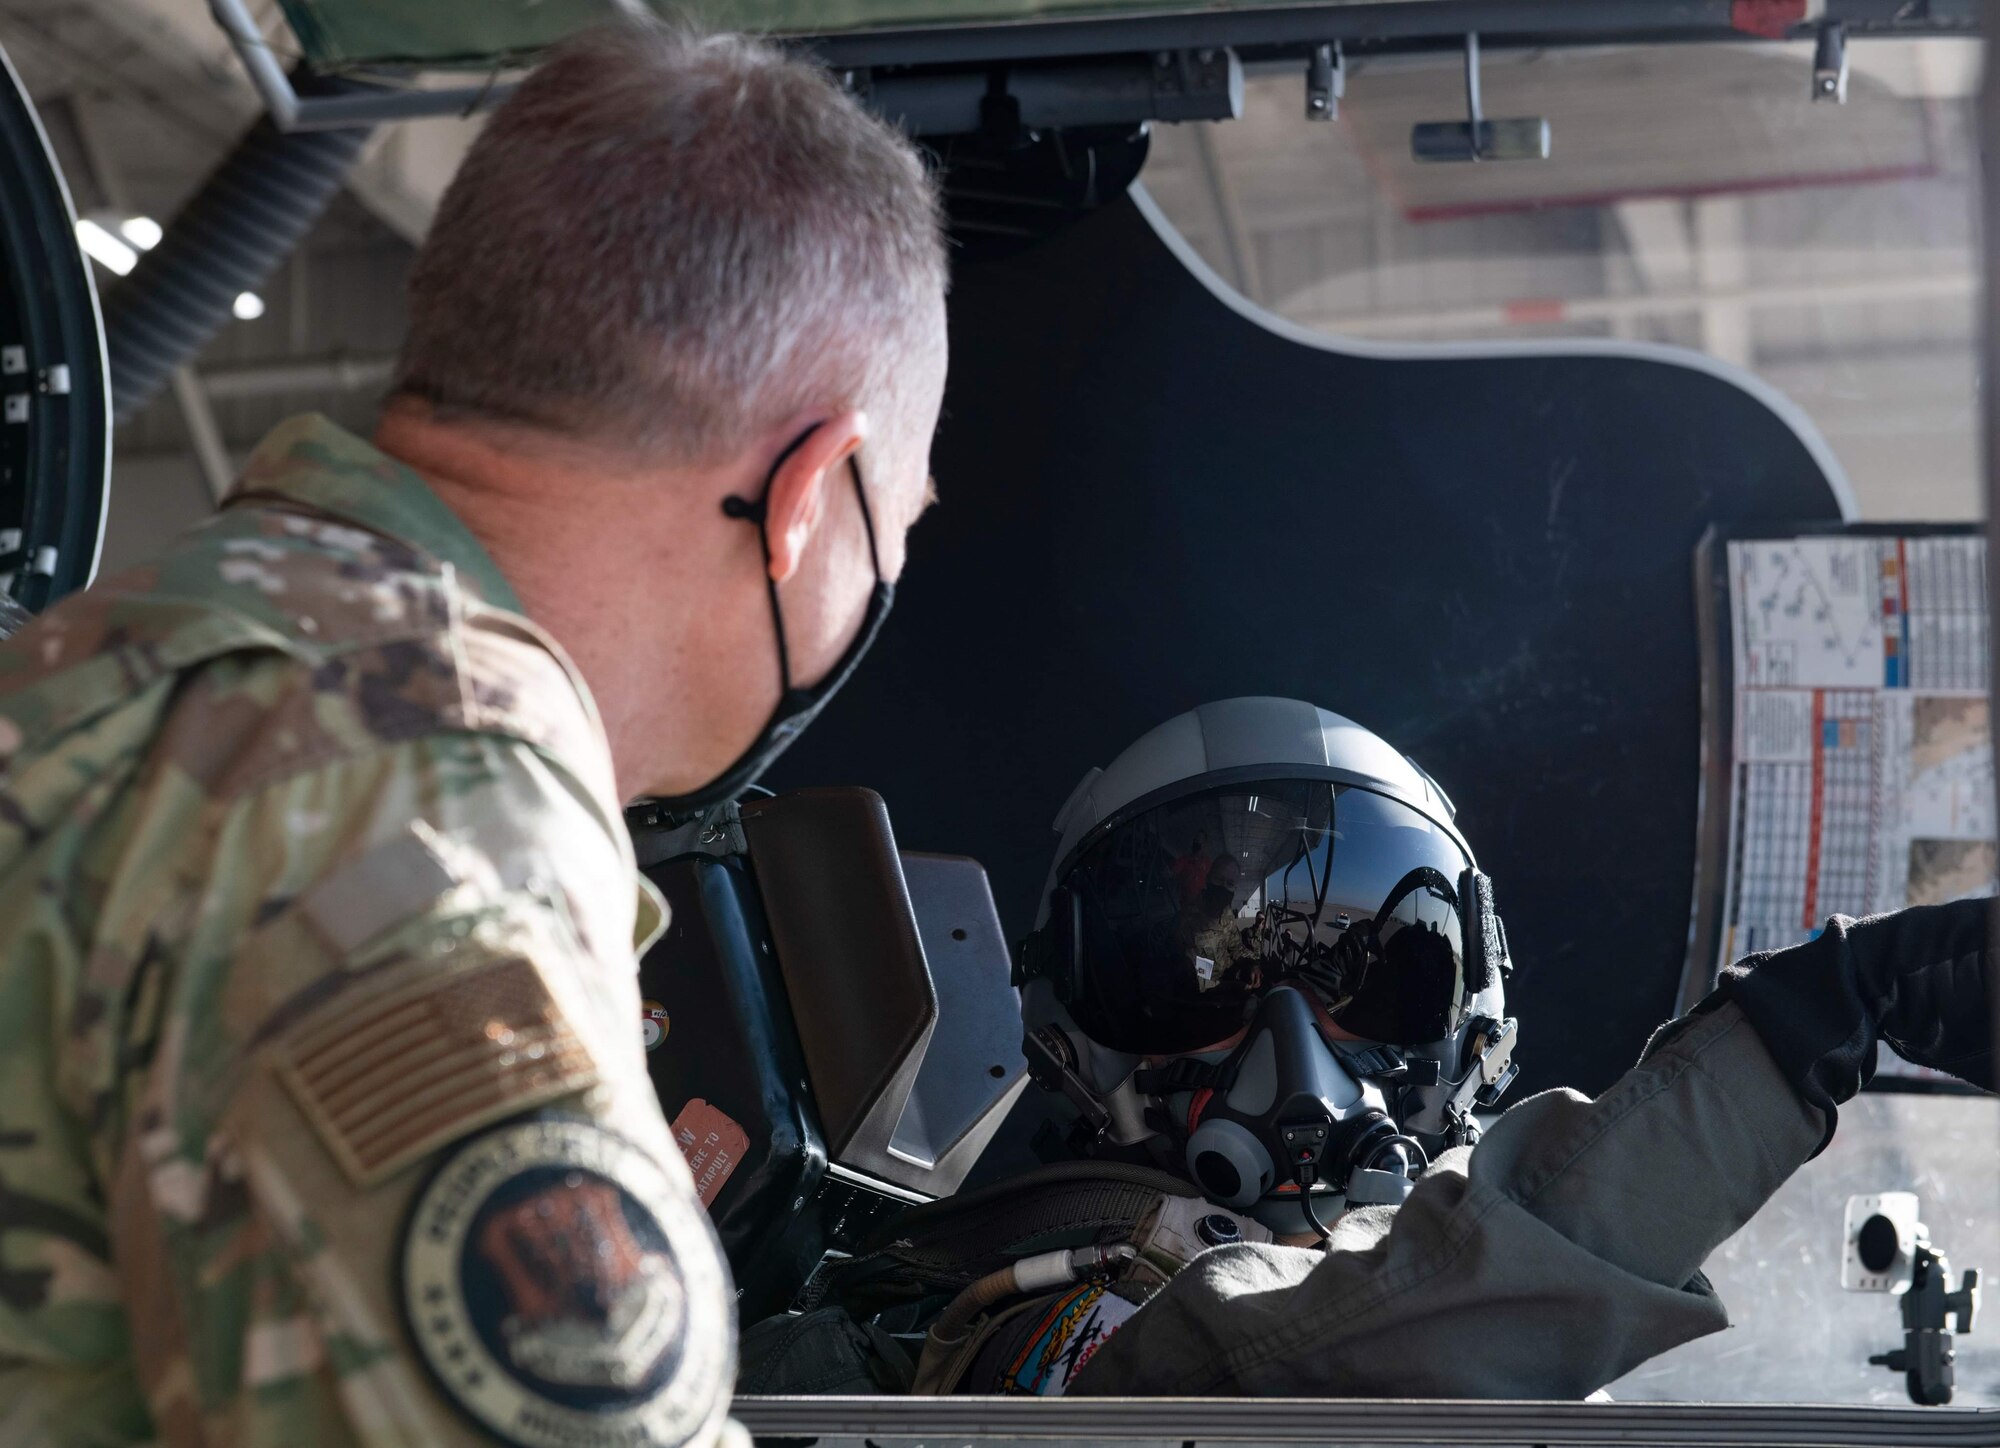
[0,19,947,1448]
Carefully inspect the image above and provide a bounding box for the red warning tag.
[1729,0,1808,39]
[670,1098,749,1209]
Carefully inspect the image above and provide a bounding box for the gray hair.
[395,21,947,462]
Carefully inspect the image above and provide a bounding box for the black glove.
[1653,897,1993,1154]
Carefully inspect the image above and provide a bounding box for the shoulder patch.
[401,1117,732,1448]
[278,955,599,1187]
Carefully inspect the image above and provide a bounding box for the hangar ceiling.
[0,1,1981,569]
[1143,40,1982,519]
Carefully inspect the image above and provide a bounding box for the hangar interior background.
[5,7,1980,566]
[3,0,1995,1407]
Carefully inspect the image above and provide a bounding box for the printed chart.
[1717,535,1992,1080]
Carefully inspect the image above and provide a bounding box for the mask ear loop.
[721,438,885,706]
[845,454,885,580]
[721,429,815,700]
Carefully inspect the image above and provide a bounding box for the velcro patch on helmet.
[401,1116,732,1448]
[278,956,599,1187]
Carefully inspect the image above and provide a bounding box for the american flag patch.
[279,956,599,1187]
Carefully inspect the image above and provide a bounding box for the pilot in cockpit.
[740,694,1994,1399]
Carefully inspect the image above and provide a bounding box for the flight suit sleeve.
[102,729,735,1448]
[1071,1001,1825,1398]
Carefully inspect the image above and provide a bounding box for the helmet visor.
[1065,781,1473,1054]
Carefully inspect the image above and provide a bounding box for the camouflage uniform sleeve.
[100,703,733,1447]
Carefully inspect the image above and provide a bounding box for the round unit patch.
[402,1117,731,1448]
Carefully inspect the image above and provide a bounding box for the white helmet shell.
[1038,696,1463,929]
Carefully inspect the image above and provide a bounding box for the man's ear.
[764,410,868,584]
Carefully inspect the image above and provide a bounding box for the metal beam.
[1190,124,1264,304]
[64,93,130,213]
[1693,194,1752,368]
[57,0,465,245]
[190,0,1985,132]
[198,352,396,401]
[732,1394,2000,1445]
[1294,268,1976,337]
[167,367,234,501]
[1613,198,1695,295]
[205,0,516,132]
[345,115,481,245]
[1607,197,1692,342]
[805,0,1982,72]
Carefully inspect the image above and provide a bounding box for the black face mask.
[646,434,895,817]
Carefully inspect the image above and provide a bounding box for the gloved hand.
[1652,897,1993,1154]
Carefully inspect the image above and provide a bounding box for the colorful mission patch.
[1001,1281,1142,1396]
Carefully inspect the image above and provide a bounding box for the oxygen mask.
[1139,985,1426,1237]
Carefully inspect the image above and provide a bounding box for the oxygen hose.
[1297,1129,1428,1242]
[1300,1189,1334,1242]
[929,1243,1138,1344]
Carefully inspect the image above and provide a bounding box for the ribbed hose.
[105,84,374,423]
[928,1244,1137,1345]
[928,1266,1035,1345]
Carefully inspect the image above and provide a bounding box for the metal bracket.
[1149,48,1245,124]
[864,49,1239,137]
[627,799,749,867]
[1813,21,1850,103]
[1410,32,1551,163]
[1870,1242,1981,1405]
[207,0,517,132]
[1022,1025,1112,1139]
[1305,42,1343,121]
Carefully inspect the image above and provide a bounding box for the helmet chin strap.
[1021,1024,1155,1149]
[1384,1016,1522,1145]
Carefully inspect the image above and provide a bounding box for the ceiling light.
[232,292,265,321]
[74,219,137,276]
[119,216,163,251]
